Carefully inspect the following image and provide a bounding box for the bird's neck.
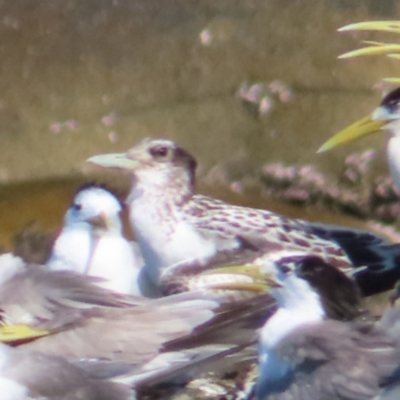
[260,275,325,349]
[127,176,219,284]
[129,170,194,206]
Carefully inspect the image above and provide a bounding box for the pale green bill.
[317,114,385,153]
[87,153,139,170]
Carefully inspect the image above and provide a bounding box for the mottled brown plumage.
[88,138,400,297]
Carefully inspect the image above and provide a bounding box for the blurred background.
[0,0,399,247]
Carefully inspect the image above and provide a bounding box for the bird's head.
[272,255,364,320]
[87,138,197,192]
[318,87,400,153]
[65,185,123,232]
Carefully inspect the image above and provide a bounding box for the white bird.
[47,184,145,296]
[318,87,400,194]
[257,254,400,400]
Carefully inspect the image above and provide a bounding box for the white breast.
[48,225,143,296]
[47,226,92,274]
[89,235,143,295]
[130,197,217,284]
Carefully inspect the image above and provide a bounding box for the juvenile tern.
[87,138,400,296]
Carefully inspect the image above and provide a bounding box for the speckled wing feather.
[258,320,400,400]
[183,195,400,295]
[184,195,356,266]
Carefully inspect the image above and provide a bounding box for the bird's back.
[183,195,400,295]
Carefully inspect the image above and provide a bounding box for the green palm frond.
[338,20,400,82]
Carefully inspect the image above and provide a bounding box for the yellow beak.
[203,264,282,292]
[0,325,49,344]
[317,114,386,153]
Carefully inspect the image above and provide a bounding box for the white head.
[317,87,400,153]
[260,255,363,347]
[318,88,400,194]
[64,185,123,233]
[371,88,400,137]
[269,256,326,314]
[87,138,198,202]
[259,257,327,357]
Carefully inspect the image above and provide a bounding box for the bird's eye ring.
[72,203,82,211]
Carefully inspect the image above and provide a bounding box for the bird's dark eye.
[381,87,400,112]
[280,265,292,275]
[72,203,82,211]
[149,146,169,158]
